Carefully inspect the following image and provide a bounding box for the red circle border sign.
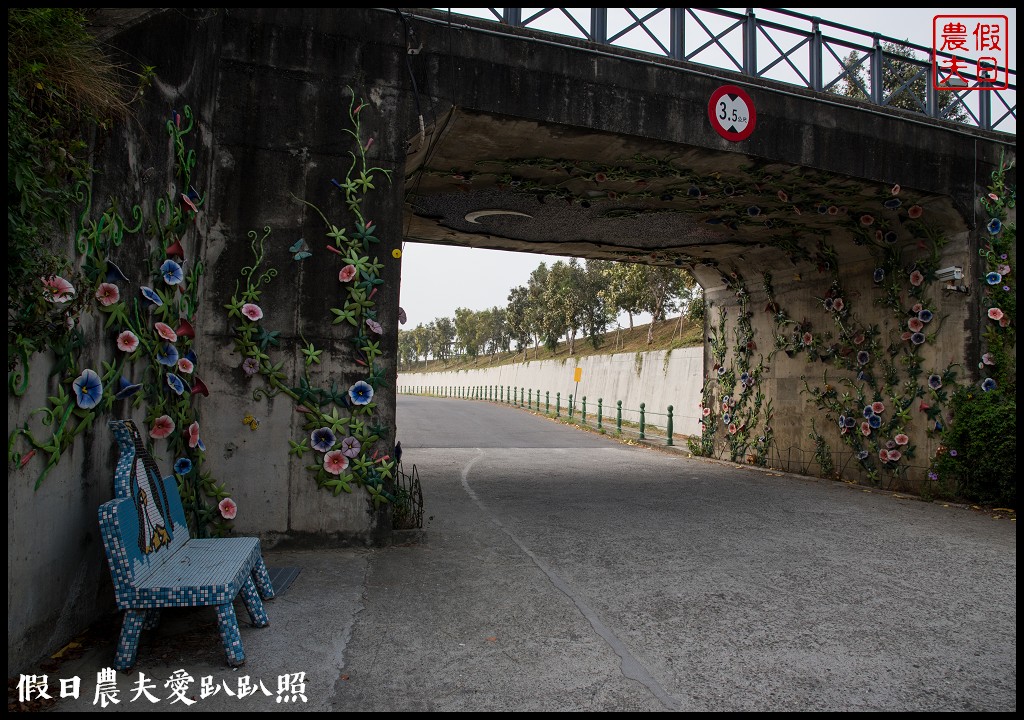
[708,85,756,142]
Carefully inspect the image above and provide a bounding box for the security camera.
[935,266,963,281]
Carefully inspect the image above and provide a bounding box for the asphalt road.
[32,396,1015,712]
[333,397,1015,711]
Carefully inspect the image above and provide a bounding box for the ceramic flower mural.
[117,331,139,352]
[72,369,103,409]
[242,303,264,321]
[161,259,184,285]
[42,276,76,303]
[95,283,120,306]
[349,381,374,405]
[150,415,175,439]
[218,498,237,520]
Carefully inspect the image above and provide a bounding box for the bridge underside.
[403,107,968,274]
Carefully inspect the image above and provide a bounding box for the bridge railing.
[418,7,1015,135]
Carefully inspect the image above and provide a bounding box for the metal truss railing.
[425,7,1016,135]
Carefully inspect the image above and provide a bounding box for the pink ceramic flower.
[879,449,890,462]
[861,422,871,436]
[907,205,923,219]
[894,433,909,446]
[177,358,194,374]
[218,498,237,520]
[871,401,885,414]
[42,276,76,303]
[339,264,357,283]
[241,303,263,321]
[155,322,178,342]
[887,450,902,462]
[117,330,139,352]
[95,283,120,306]
[908,318,924,332]
[324,450,349,475]
[187,421,202,449]
[150,415,175,439]
[988,307,1004,321]
[366,318,383,335]
[909,270,924,287]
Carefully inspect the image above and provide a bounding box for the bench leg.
[114,609,147,671]
[215,602,246,667]
[240,577,270,627]
[143,609,161,630]
[252,556,275,600]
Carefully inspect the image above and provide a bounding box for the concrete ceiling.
[402,108,968,272]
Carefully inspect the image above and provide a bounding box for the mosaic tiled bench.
[98,419,274,671]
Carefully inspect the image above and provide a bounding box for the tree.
[506,285,531,356]
[454,307,482,358]
[595,260,646,330]
[525,263,551,358]
[431,317,456,361]
[837,41,968,123]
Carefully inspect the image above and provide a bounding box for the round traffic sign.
[708,85,756,142]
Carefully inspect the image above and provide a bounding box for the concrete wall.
[398,346,704,436]
[8,8,413,674]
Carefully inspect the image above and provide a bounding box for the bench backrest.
[101,420,192,600]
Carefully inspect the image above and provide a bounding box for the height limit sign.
[708,85,756,142]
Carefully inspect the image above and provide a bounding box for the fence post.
[546,391,550,413]
[666,405,674,446]
[500,385,504,403]
[568,394,574,418]
[617,400,622,433]
[639,402,646,439]
[528,388,532,410]
[513,386,517,405]
[581,396,587,425]
[536,389,540,412]
[520,387,525,407]
[597,398,603,430]
[556,392,561,417]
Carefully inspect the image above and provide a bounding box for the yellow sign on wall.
[573,367,582,382]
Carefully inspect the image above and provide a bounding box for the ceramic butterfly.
[242,414,260,431]
[290,238,312,261]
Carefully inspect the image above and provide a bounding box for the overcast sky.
[398,7,1016,330]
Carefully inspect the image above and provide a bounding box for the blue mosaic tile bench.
[99,419,274,671]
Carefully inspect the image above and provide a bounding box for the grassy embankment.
[401,315,703,374]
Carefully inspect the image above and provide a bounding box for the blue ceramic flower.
[869,415,881,429]
[883,198,902,209]
[156,343,179,367]
[174,457,193,475]
[161,259,184,286]
[311,427,336,453]
[918,309,933,323]
[986,272,1002,285]
[845,416,857,428]
[857,350,870,365]
[873,268,885,283]
[911,332,926,345]
[987,218,1001,234]
[114,376,142,400]
[856,450,869,460]
[140,286,163,307]
[982,377,997,391]
[166,373,185,395]
[928,374,942,390]
[72,369,103,409]
[863,406,874,418]
[883,231,898,244]
[349,381,374,406]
